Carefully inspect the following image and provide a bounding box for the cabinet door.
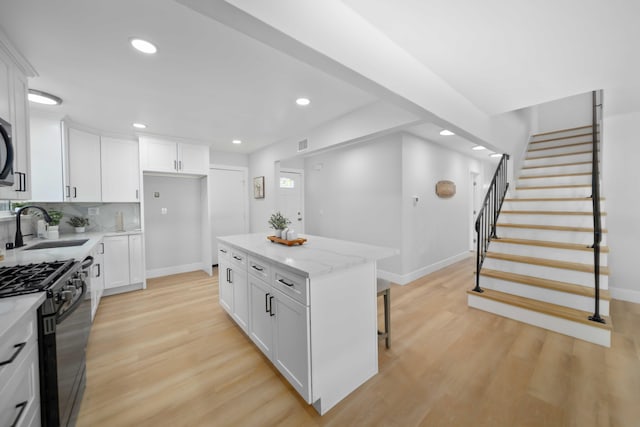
[178,143,209,175]
[230,268,248,332]
[140,137,177,173]
[29,115,64,201]
[128,234,144,284]
[67,128,101,201]
[101,137,140,202]
[248,276,273,358]
[103,236,130,289]
[272,289,311,402]
[11,72,30,199]
[0,50,10,121]
[218,258,233,315]
[90,241,105,321]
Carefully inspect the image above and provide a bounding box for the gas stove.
[0,259,77,299]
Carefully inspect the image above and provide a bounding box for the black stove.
[0,259,76,298]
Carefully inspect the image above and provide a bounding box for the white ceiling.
[0,0,376,152]
[343,0,640,115]
[406,123,500,162]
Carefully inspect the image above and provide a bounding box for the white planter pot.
[75,227,86,233]
[274,229,282,238]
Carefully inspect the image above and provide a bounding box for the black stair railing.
[589,90,605,324]
[473,153,510,293]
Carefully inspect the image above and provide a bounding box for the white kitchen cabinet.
[29,114,64,202]
[140,136,209,175]
[65,127,101,202]
[218,247,249,332]
[218,245,233,314]
[0,308,40,427]
[0,49,10,120]
[89,240,105,322]
[248,275,273,356]
[101,137,140,202]
[103,233,145,295]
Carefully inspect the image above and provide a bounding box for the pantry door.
[210,166,248,265]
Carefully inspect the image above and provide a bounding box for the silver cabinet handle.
[174,160,177,171]
[135,189,139,200]
[178,160,182,170]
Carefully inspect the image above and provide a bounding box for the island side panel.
[310,261,378,415]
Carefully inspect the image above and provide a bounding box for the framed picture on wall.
[253,176,265,199]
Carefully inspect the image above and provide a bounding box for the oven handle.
[81,256,94,270]
[55,279,87,324]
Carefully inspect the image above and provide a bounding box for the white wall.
[536,91,592,133]
[143,175,203,275]
[304,134,403,272]
[210,150,249,167]
[602,110,640,303]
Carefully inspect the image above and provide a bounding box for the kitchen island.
[217,233,397,415]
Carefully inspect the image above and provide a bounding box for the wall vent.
[297,139,308,152]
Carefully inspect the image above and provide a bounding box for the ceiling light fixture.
[490,153,502,158]
[296,97,310,106]
[130,38,157,54]
[439,129,455,136]
[28,89,62,105]
[472,145,486,151]
[232,139,242,144]
[133,123,147,129]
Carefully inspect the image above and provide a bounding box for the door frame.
[279,168,305,233]
[209,163,250,236]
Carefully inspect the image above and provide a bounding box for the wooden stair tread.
[522,161,591,170]
[497,223,607,233]
[505,197,604,202]
[486,252,609,275]
[467,288,612,330]
[528,141,594,153]
[481,268,611,300]
[493,237,609,253]
[526,150,593,160]
[530,133,597,144]
[501,210,606,216]
[531,125,593,138]
[516,184,590,190]
[519,172,591,179]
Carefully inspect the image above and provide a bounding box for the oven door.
[0,116,14,187]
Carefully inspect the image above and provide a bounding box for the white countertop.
[218,233,398,277]
[0,292,46,338]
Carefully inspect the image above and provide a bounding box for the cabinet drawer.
[248,256,271,282]
[230,249,247,268]
[0,341,39,427]
[273,268,309,306]
[0,309,36,385]
[217,243,230,260]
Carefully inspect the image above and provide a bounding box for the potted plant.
[67,216,89,233]
[268,211,291,238]
[45,209,63,239]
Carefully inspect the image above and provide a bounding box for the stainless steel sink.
[24,239,89,250]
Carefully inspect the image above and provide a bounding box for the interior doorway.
[279,169,305,233]
[470,171,481,251]
[210,165,249,265]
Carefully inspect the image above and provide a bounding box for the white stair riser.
[517,175,591,187]
[524,152,593,168]
[499,213,604,228]
[528,138,593,150]
[513,187,592,198]
[479,276,610,315]
[528,143,594,157]
[503,200,595,211]
[520,163,592,176]
[495,226,607,245]
[483,257,608,288]
[489,241,606,265]
[467,293,610,347]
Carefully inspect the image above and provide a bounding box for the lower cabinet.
[89,240,105,321]
[218,245,249,332]
[103,233,145,295]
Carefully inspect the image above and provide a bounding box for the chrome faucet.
[15,205,52,248]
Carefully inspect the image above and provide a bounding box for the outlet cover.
[88,208,99,215]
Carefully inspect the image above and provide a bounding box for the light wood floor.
[77,257,640,426]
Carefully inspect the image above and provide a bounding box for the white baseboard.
[146,263,208,279]
[103,283,143,297]
[378,251,472,285]
[609,286,640,304]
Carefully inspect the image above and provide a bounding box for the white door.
[210,167,248,265]
[279,170,304,233]
[470,171,481,251]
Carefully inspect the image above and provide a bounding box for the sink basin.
[24,239,89,250]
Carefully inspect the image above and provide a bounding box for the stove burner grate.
[0,259,76,298]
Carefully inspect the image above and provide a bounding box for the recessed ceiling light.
[472,145,486,151]
[440,129,455,136]
[28,89,62,105]
[130,38,157,54]
[296,98,310,106]
[133,123,147,129]
[232,139,242,144]
[490,153,502,158]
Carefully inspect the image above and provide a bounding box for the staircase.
[467,124,612,347]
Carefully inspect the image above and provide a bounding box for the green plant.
[268,211,291,230]
[67,216,89,227]
[47,209,64,226]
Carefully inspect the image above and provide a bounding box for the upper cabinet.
[140,136,209,175]
[101,137,139,202]
[0,34,36,201]
[65,127,101,202]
